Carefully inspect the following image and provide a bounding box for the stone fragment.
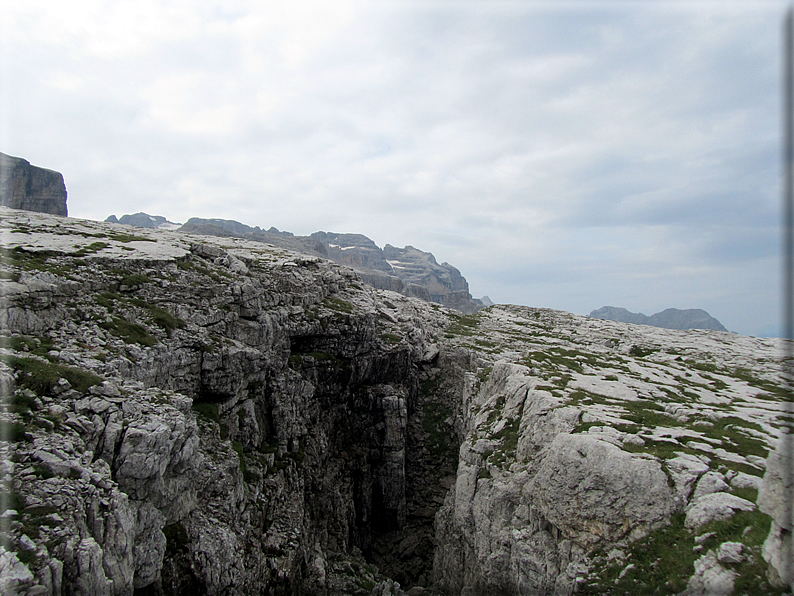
[691,471,730,502]
[682,550,737,596]
[716,542,744,564]
[685,493,755,529]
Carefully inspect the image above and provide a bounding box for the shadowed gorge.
[0,208,791,595]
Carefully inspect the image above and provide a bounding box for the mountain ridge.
[107,212,486,314]
[589,305,728,332]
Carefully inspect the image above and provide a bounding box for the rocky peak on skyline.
[590,306,728,332]
[105,212,181,230]
[111,213,486,314]
[0,152,68,217]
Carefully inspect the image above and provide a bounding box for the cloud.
[0,0,787,336]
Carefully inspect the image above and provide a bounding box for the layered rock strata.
[176,217,484,314]
[0,154,68,217]
[1,207,791,595]
[435,305,790,594]
[0,208,468,595]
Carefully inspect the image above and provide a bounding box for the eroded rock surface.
[0,155,67,217]
[0,208,790,595]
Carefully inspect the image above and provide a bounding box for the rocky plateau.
[110,214,485,315]
[0,207,792,595]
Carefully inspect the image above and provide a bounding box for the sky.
[0,0,788,337]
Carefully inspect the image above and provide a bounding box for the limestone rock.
[758,435,794,588]
[0,152,68,216]
[681,550,737,596]
[685,493,755,529]
[0,208,789,595]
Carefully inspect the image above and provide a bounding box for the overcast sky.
[1,1,787,336]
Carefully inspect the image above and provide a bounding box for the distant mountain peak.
[589,306,728,332]
[105,213,484,314]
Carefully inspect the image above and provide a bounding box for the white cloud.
[0,0,787,336]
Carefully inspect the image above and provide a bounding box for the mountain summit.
[589,306,728,331]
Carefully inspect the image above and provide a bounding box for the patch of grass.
[323,296,354,314]
[6,247,71,277]
[73,241,109,257]
[624,438,693,461]
[490,417,521,466]
[8,355,102,394]
[380,332,402,345]
[119,273,150,288]
[694,510,785,595]
[420,373,443,397]
[95,292,122,312]
[630,345,660,358]
[191,402,220,424]
[700,417,769,459]
[2,421,32,442]
[580,512,694,595]
[99,317,157,347]
[163,522,190,555]
[445,313,480,337]
[8,392,38,414]
[622,400,683,429]
[685,359,719,374]
[0,270,20,282]
[732,367,791,401]
[521,347,599,374]
[107,232,156,243]
[129,299,186,336]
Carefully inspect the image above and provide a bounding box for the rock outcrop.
[1,208,790,595]
[0,154,67,217]
[120,214,485,314]
[589,306,728,332]
[0,208,469,595]
[434,305,788,594]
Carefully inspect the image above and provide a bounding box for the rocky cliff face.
[1,208,791,595]
[434,306,789,595]
[0,208,472,595]
[175,217,484,314]
[0,154,68,217]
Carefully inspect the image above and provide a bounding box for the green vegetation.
[520,347,602,374]
[94,292,121,312]
[489,417,521,466]
[8,355,101,395]
[191,401,229,439]
[422,401,453,457]
[73,241,109,257]
[699,417,769,459]
[380,332,402,345]
[4,247,72,277]
[580,513,695,595]
[163,522,190,555]
[629,345,660,358]
[129,299,186,336]
[106,231,156,243]
[445,313,480,337]
[580,511,786,595]
[0,269,21,282]
[119,273,150,288]
[323,296,354,314]
[622,400,682,429]
[99,317,157,347]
